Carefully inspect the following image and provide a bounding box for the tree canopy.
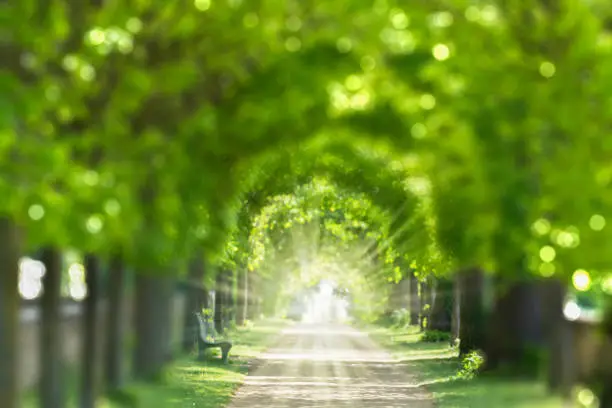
[4,0,612,293]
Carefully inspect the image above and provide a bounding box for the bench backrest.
[195,312,214,342]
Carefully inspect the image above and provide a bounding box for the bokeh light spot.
[336,37,353,53]
[87,28,106,46]
[430,11,453,28]
[104,199,121,216]
[563,300,581,321]
[86,215,104,234]
[28,204,45,221]
[194,0,211,11]
[539,262,555,277]
[539,61,556,78]
[285,37,302,52]
[345,75,363,91]
[360,56,376,71]
[577,387,596,407]
[419,94,436,110]
[589,214,606,231]
[126,18,143,33]
[390,10,409,30]
[532,218,551,236]
[572,269,591,292]
[411,123,427,139]
[432,43,450,61]
[601,274,612,295]
[539,245,556,263]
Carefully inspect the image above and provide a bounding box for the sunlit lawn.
[23,319,288,408]
[107,319,288,408]
[367,325,565,408]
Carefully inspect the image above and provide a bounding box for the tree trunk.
[542,279,570,394]
[451,276,461,346]
[0,218,21,408]
[224,270,235,329]
[484,278,546,373]
[595,302,612,406]
[105,255,127,392]
[409,271,419,326]
[214,272,225,334]
[81,254,101,408]
[419,279,431,331]
[429,278,453,332]
[201,287,210,310]
[182,257,205,352]
[133,274,174,381]
[398,278,410,310]
[40,247,65,408]
[236,269,248,326]
[458,268,487,355]
[246,272,258,320]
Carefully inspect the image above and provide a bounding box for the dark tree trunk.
[182,257,205,352]
[105,255,127,392]
[133,274,174,381]
[224,270,235,329]
[40,247,65,408]
[81,254,102,408]
[214,272,225,334]
[201,287,210,310]
[429,278,453,332]
[484,278,546,373]
[595,303,612,406]
[542,279,570,394]
[409,270,419,326]
[246,272,258,320]
[419,279,431,331]
[0,218,21,408]
[458,268,488,355]
[236,269,248,326]
[451,276,461,346]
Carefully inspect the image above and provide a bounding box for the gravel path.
[227,323,434,408]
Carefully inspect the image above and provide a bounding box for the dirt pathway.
[227,323,434,408]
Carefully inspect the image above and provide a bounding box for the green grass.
[23,319,288,408]
[366,325,566,408]
[108,318,288,408]
[106,360,246,408]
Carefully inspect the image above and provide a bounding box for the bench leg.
[221,344,232,364]
[197,338,217,361]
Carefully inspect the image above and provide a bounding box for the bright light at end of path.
[319,281,334,296]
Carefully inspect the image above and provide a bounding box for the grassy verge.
[108,318,288,408]
[23,319,288,408]
[366,325,565,408]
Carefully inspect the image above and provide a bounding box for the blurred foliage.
[421,329,453,343]
[3,0,612,293]
[367,325,564,407]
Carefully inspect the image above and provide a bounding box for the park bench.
[194,312,232,363]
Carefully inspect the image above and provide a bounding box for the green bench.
[195,312,232,363]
